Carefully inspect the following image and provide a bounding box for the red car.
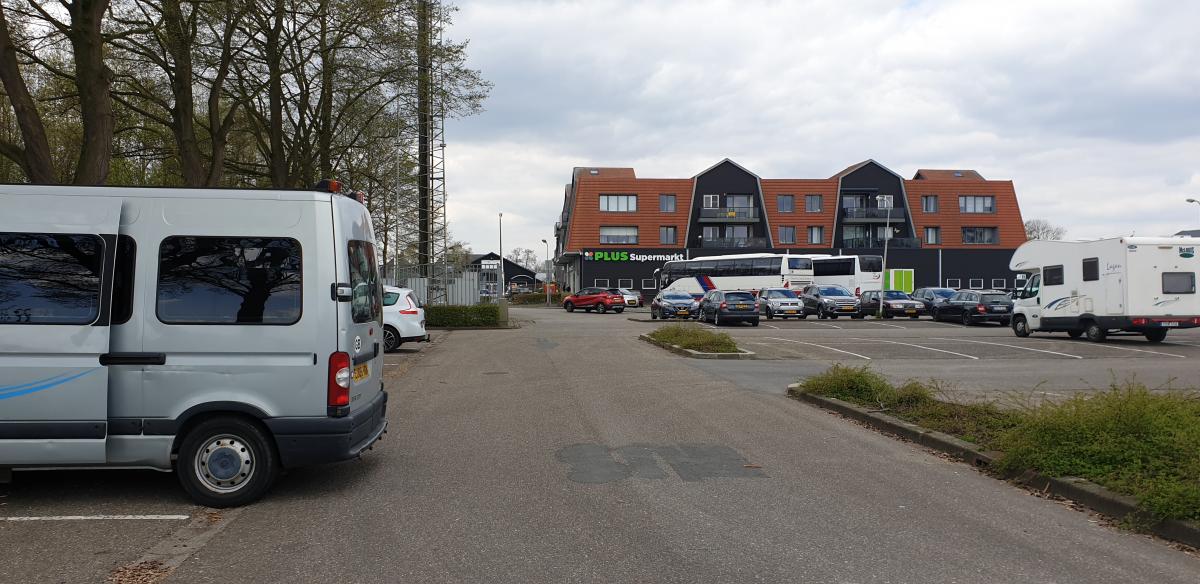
[562,287,628,313]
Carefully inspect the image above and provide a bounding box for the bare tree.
[505,247,538,271]
[1025,219,1066,241]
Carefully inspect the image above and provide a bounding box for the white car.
[383,286,429,352]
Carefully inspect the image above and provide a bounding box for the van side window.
[1162,272,1195,295]
[157,236,302,325]
[347,240,381,324]
[1043,265,1064,286]
[1081,258,1099,282]
[0,232,103,324]
[112,235,137,325]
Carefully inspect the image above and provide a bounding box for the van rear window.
[348,240,381,324]
[157,236,302,325]
[0,233,103,324]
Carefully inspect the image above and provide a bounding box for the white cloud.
[444,0,1200,257]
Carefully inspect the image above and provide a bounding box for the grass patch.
[647,323,739,353]
[792,365,1200,522]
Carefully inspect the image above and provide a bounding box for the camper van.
[1009,237,1200,342]
[0,182,388,507]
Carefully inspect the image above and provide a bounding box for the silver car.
[757,287,805,319]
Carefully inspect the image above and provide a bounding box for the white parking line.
[932,337,1083,359]
[765,337,871,360]
[802,321,842,329]
[862,321,906,329]
[1034,340,1187,359]
[2,514,191,521]
[848,337,978,359]
[761,323,780,329]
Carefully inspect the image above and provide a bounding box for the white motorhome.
[1,181,388,507]
[1009,237,1200,342]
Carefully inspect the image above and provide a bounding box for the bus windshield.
[858,256,883,272]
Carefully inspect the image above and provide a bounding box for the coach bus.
[655,253,829,297]
[811,255,884,296]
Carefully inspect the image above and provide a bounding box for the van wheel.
[1085,322,1107,343]
[177,416,279,508]
[564,302,574,313]
[1012,315,1030,337]
[1067,330,1083,339]
[1144,329,1167,343]
[383,326,400,352]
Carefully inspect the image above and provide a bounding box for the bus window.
[814,258,854,276]
[787,258,812,270]
[753,258,779,274]
[858,255,883,273]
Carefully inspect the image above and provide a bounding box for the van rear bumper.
[265,390,388,468]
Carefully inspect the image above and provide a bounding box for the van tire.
[1012,315,1030,337]
[1085,322,1107,343]
[1144,329,1167,343]
[564,302,574,312]
[177,416,279,508]
[383,326,400,353]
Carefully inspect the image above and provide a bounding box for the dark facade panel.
[687,161,769,249]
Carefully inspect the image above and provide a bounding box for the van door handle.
[100,352,167,366]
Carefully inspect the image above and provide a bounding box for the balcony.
[840,236,921,249]
[699,237,770,249]
[699,207,759,222]
[842,207,902,222]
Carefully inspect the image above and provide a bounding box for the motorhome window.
[1024,275,1041,298]
[111,235,137,325]
[813,258,854,276]
[383,291,401,306]
[0,232,103,325]
[858,256,883,272]
[1082,258,1099,282]
[347,240,381,324]
[1043,265,1064,286]
[787,258,812,270]
[158,236,302,325]
[1162,272,1195,294]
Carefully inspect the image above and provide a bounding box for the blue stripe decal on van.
[0,372,73,392]
[0,369,100,401]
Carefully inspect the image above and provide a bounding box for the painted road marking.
[761,324,780,329]
[862,321,906,329]
[803,321,842,329]
[848,337,979,359]
[932,337,1083,359]
[2,514,190,521]
[765,337,871,360]
[1034,340,1186,359]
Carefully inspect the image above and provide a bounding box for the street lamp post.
[498,212,504,299]
[541,238,551,306]
[1188,198,1200,227]
[876,194,892,318]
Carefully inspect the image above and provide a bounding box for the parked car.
[651,290,699,319]
[799,284,860,319]
[608,288,642,308]
[562,287,626,313]
[757,287,805,319]
[382,286,429,352]
[698,290,760,326]
[858,290,926,318]
[933,289,1013,325]
[911,287,957,311]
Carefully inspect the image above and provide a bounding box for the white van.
[0,182,388,507]
[1009,237,1200,342]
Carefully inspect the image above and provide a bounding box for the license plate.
[992,306,1007,312]
[840,306,855,311]
[677,311,688,316]
[1161,321,1179,327]
[736,304,749,309]
[352,363,369,382]
[906,309,916,314]
[785,310,797,314]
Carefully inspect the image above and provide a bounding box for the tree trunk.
[162,0,204,186]
[0,7,54,183]
[265,0,287,187]
[69,0,115,185]
[317,1,333,180]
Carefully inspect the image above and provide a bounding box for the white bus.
[812,255,884,296]
[655,253,829,297]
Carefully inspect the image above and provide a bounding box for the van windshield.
[348,240,381,324]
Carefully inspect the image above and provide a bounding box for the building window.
[599,226,638,244]
[158,236,304,325]
[642,278,657,289]
[0,233,104,325]
[922,195,938,213]
[969,279,984,289]
[778,226,796,244]
[924,226,940,245]
[618,278,633,289]
[659,194,676,212]
[778,194,794,213]
[702,226,720,241]
[991,278,1007,289]
[961,227,998,244]
[1043,265,1064,286]
[594,279,609,287]
[702,194,720,208]
[807,226,824,244]
[1082,257,1099,281]
[659,226,677,245]
[600,194,637,212]
[945,278,961,288]
[805,194,822,213]
[958,195,995,213]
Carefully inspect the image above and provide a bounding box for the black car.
[650,290,698,319]
[859,290,926,318]
[698,290,760,326]
[799,284,860,319]
[911,287,957,311]
[933,289,1013,325]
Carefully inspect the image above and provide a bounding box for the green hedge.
[508,292,565,305]
[425,304,501,327]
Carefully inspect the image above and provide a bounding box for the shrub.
[647,323,739,353]
[425,304,501,327]
[509,292,564,305]
[994,384,1200,521]
[792,364,893,405]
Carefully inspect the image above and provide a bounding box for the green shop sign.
[584,250,686,263]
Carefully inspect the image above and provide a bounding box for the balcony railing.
[699,237,770,249]
[840,237,921,249]
[699,207,759,221]
[842,207,899,220]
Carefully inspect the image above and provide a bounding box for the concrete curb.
[627,317,697,323]
[426,323,519,330]
[638,334,756,360]
[788,385,1200,548]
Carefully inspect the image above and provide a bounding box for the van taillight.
[1132,318,1148,326]
[328,352,351,408]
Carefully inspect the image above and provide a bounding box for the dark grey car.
[800,284,861,319]
[699,290,760,326]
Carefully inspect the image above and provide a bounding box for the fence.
[384,263,497,306]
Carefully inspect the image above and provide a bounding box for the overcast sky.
[443,0,1200,260]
